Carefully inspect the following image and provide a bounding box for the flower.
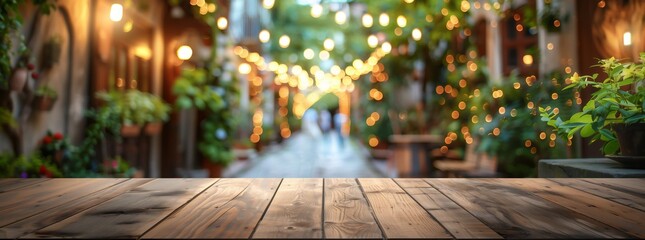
[27,63,35,70]
[53,132,63,140]
[31,72,39,79]
[570,72,580,83]
[39,165,48,175]
[42,136,52,144]
[600,57,617,72]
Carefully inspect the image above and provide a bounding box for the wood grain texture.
[358,178,450,239]
[143,178,281,239]
[0,178,49,193]
[252,178,323,239]
[323,178,382,239]
[24,178,216,239]
[0,178,124,227]
[583,178,645,199]
[0,179,151,239]
[428,179,630,239]
[551,178,645,211]
[396,179,502,239]
[505,178,645,238]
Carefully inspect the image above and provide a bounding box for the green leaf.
[176,96,192,109]
[603,140,620,155]
[580,124,594,138]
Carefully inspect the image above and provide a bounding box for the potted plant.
[32,85,58,111]
[10,59,34,92]
[97,90,171,137]
[38,131,70,166]
[541,54,645,166]
[40,36,61,69]
[173,68,235,177]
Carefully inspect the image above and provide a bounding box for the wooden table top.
[0,178,643,239]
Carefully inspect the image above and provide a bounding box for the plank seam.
[546,178,645,213]
[137,178,221,240]
[13,178,138,239]
[355,178,387,240]
[392,179,456,239]
[321,178,325,240]
[423,179,504,238]
[0,179,51,194]
[0,178,130,229]
[248,178,284,240]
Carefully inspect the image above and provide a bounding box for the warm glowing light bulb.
[262,0,275,9]
[110,3,123,22]
[523,54,534,65]
[412,28,422,41]
[303,48,315,59]
[624,32,632,46]
[259,30,270,43]
[323,38,335,51]
[238,63,252,74]
[397,15,407,27]
[319,50,330,60]
[379,13,389,26]
[279,35,290,48]
[335,11,347,24]
[311,4,323,18]
[362,14,373,28]
[177,45,193,60]
[381,42,392,54]
[217,17,228,30]
[367,35,378,48]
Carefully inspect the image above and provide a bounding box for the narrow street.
[234,132,383,178]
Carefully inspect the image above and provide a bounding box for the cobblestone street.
[234,132,383,178]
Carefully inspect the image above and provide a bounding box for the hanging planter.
[10,68,28,91]
[40,36,62,70]
[32,85,58,111]
[120,124,142,137]
[144,122,163,135]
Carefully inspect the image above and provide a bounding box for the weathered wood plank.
[0,178,49,193]
[0,179,151,239]
[0,179,125,227]
[428,179,629,239]
[323,178,382,239]
[24,178,216,239]
[505,178,645,238]
[395,179,502,239]
[252,178,323,239]
[142,178,281,239]
[551,178,645,212]
[358,178,450,239]
[583,178,645,199]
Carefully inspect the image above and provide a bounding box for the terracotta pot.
[120,124,142,137]
[10,68,28,91]
[144,122,163,135]
[613,123,645,156]
[203,160,223,178]
[32,96,57,111]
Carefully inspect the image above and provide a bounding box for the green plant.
[34,85,58,98]
[97,90,171,125]
[0,153,62,178]
[0,107,16,129]
[173,68,236,166]
[541,54,645,154]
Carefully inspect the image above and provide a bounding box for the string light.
[323,38,335,51]
[217,17,228,30]
[262,0,275,9]
[379,13,389,26]
[412,28,422,41]
[303,48,315,59]
[367,35,378,48]
[362,14,373,28]
[279,35,290,48]
[259,30,270,43]
[311,4,323,18]
[396,15,407,27]
[335,11,347,25]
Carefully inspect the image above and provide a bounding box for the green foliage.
[34,85,58,98]
[0,0,56,89]
[97,90,171,125]
[0,107,17,129]
[173,68,238,166]
[541,54,645,154]
[0,153,62,178]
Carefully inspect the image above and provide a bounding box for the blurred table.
[539,158,645,178]
[389,134,442,177]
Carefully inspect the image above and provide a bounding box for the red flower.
[53,132,63,140]
[42,136,52,144]
[39,165,47,175]
[27,63,35,70]
[31,72,39,79]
